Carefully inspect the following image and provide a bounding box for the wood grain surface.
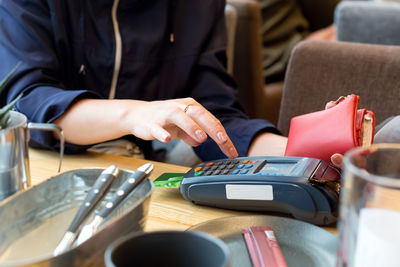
[29,148,337,235]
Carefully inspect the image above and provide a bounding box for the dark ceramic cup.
[104,230,230,267]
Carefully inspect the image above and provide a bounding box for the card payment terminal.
[180,156,341,225]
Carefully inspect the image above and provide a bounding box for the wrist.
[248,132,287,157]
[117,99,154,138]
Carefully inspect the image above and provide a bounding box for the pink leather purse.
[284,94,375,162]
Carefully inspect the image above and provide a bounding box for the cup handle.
[27,123,64,172]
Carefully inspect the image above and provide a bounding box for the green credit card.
[153,173,185,188]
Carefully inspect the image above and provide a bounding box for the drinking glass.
[337,144,400,267]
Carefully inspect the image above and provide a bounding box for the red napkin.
[242,226,287,267]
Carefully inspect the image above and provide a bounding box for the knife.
[74,163,154,246]
[53,165,119,256]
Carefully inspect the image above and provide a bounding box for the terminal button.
[194,171,203,176]
[237,164,245,169]
[242,159,250,164]
[194,166,203,172]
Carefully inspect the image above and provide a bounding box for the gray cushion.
[375,116,400,144]
[335,1,400,45]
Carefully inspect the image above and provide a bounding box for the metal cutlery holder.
[0,168,153,267]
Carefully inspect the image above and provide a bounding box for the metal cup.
[0,111,63,201]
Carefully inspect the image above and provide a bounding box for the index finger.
[185,104,238,158]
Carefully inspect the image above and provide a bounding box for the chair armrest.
[225,4,238,75]
[227,0,264,118]
[278,40,400,136]
[335,1,400,45]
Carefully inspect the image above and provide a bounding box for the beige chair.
[228,0,340,125]
[225,4,237,75]
[227,0,265,120]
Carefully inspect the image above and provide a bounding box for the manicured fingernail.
[217,132,227,143]
[196,130,206,141]
[163,134,171,142]
[331,154,341,166]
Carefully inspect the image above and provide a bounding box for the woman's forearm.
[53,99,136,145]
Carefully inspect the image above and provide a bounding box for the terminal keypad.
[192,159,267,177]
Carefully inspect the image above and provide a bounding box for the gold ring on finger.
[183,104,192,113]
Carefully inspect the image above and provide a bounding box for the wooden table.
[29,148,337,235]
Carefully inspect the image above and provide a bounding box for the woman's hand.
[121,97,238,158]
[55,97,238,159]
